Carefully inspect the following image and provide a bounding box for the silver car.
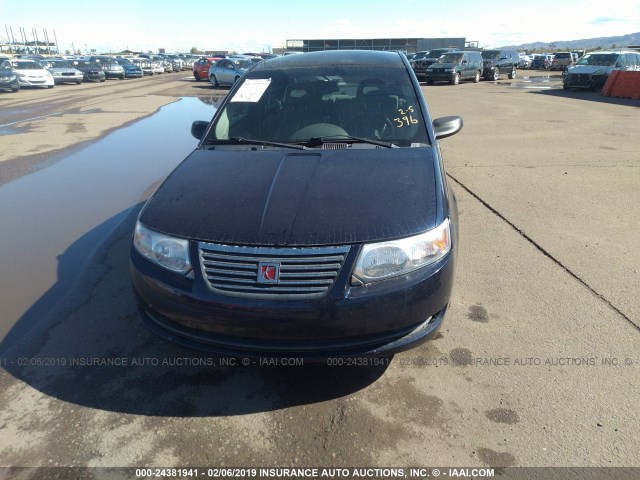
[209,58,253,87]
[45,59,84,84]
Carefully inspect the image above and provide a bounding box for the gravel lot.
[0,69,638,473]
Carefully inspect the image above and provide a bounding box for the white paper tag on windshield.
[230,78,271,102]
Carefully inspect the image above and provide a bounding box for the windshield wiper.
[205,136,307,150]
[304,135,397,148]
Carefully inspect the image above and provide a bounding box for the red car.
[193,57,221,81]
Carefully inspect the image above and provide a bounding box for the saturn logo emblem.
[257,262,280,284]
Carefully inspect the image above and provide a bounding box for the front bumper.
[83,72,105,82]
[104,70,124,79]
[17,76,54,87]
[425,71,456,82]
[53,74,83,83]
[131,244,454,360]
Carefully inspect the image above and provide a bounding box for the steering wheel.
[289,123,349,141]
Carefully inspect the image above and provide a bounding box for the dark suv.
[425,51,483,85]
[481,49,519,80]
[411,48,459,80]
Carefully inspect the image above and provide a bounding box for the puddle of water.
[0,97,217,342]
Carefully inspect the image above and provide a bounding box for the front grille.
[199,243,351,299]
[567,74,591,86]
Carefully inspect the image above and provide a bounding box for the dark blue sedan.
[131,50,462,360]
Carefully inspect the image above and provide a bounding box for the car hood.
[140,147,440,246]
[13,68,48,75]
[567,65,611,74]
[49,68,81,74]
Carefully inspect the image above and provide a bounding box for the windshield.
[554,53,571,59]
[12,61,44,69]
[438,53,463,64]
[207,64,429,147]
[412,51,429,61]
[235,60,253,69]
[48,60,72,68]
[428,49,450,59]
[481,50,501,59]
[576,54,618,66]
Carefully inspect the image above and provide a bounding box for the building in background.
[282,38,467,55]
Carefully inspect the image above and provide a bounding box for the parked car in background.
[193,57,221,81]
[87,56,125,79]
[531,54,552,70]
[209,58,253,87]
[131,58,155,75]
[115,58,144,78]
[164,54,185,71]
[518,54,533,69]
[425,50,483,85]
[0,64,20,92]
[411,48,458,80]
[44,59,84,84]
[481,49,518,80]
[139,54,169,73]
[563,50,640,90]
[72,60,106,82]
[1,59,54,88]
[131,50,460,359]
[551,52,575,71]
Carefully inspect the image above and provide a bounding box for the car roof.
[257,50,405,70]
[587,50,636,54]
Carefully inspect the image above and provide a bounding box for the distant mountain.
[502,32,640,51]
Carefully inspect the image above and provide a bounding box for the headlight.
[353,219,451,284]
[133,222,191,274]
[445,68,454,72]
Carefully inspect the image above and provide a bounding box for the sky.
[2,0,639,53]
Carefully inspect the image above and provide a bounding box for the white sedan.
[3,59,54,88]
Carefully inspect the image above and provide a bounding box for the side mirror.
[191,120,209,140]
[462,60,468,64]
[433,116,463,140]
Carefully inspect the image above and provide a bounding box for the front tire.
[450,73,460,85]
[194,72,199,81]
[473,71,480,83]
[211,75,219,87]
[508,67,516,79]
[492,67,500,81]
[47,85,54,89]
[11,85,19,92]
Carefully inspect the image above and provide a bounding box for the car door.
[613,54,628,72]
[219,60,232,84]
[461,53,473,79]
[224,61,237,84]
